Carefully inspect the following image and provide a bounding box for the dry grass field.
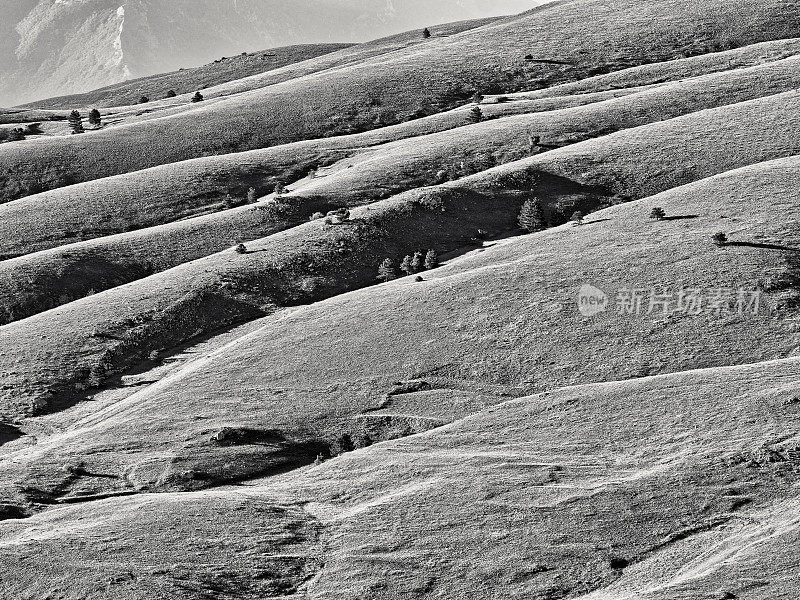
[3,1,800,598]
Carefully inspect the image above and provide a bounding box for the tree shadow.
[584,218,613,225]
[727,241,800,252]
[662,215,699,221]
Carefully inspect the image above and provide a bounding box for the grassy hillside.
[20,17,499,110]
[4,49,800,332]
[4,0,800,202]
[3,70,800,328]
[4,4,800,597]
[19,44,353,109]
[2,348,799,598]
[4,34,798,259]
[4,86,800,418]
[2,153,800,512]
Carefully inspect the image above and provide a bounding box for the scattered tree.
[377,258,397,282]
[415,275,424,282]
[525,54,534,61]
[571,211,584,225]
[274,181,286,195]
[422,27,431,39]
[528,132,541,154]
[322,208,350,224]
[649,207,666,220]
[468,106,483,123]
[2,128,25,142]
[310,211,325,221]
[712,232,728,246]
[518,198,545,232]
[68,110,85,134]
[247,187,258,203]
[88,109,102,128]
[424,249,439,270]
[139,96,150,104]
[24,122,43,135]
[411,251,425,273]
[191,91,204,103]
[166,90,177,98]
[308,167,317,179]
[235,243,247,254]
[400,255,414,275]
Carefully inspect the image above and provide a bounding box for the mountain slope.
[0,0,537,106]
[18,44,353,109]
[5,0,800,203]
[5,53,800,325]
[3,355,799,598]
[5,34,799,260]
[2,152,799,512]
[4,3,800,598]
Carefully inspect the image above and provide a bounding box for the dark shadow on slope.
[727,241,800,252]
[36,293,267,418]
[662,215,699,221]
[0,422,23,446]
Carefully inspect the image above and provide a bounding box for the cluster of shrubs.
[0,122,43,143]
[308,208,351,225]
[224,187,260,209]
[137,90,197,103]
[434,152,498,184]
[377,250,439,282]
[518,197,585,232]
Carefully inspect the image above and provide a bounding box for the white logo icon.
[578,284,608,316]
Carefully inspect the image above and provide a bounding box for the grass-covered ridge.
[4,0,800,203]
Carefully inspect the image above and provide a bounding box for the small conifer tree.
[424,249,439,270]
[411,251,425,273]
[247,187,257,203]
[422,27,431,39]
[166,90,177,98]
[571,211,584,225]
[88,109,101,127]
[712,232,728,246]
[518,198,545,232]
[468,106,483,123]
[377,258,397,282]
[139,95,149,104]
[68,110,85,134]
[274,181,286,195]
[400,255,414,275]
[191,91,204,103]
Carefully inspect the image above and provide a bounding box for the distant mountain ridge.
[0,0,539,106]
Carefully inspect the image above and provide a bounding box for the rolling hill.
[4,0,800,203]
[0,0,537,107]
[3,1,800,598]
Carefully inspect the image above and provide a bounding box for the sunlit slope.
[23,18,498,110]
[2,155,799,514]
[4,0,800,201]
[19,44,353,109]
[3,93,800,418]
[4,35,800,259]
[2,356,799,598]
[4,56,800,326]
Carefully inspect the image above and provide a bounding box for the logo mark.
[578,284,608,316]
